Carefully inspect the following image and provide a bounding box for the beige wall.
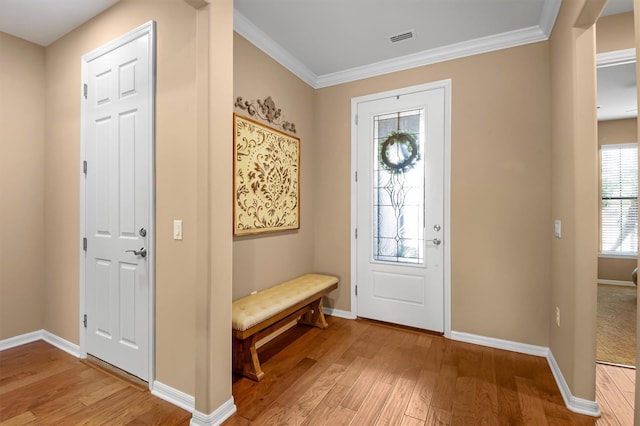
[549,0,600,400]
[598,257,636,282]
[597,11,635,53]
[315,42,553,346]
[43,0,199,396]
[232,34,316,299]
[597,119,637,282]
[0,33,46,339]
[1,0,609,410]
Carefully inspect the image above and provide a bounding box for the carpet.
[597,284,637,367]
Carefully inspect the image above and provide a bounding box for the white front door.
[81,22,155,381]
[355,83,447,332]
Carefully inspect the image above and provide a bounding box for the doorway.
[351,81,451,333]
[80,21,156,383]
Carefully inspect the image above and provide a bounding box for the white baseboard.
[152,381,195,413]
[450,331,549,357]
[323,307,357,320]
[2,330,238,421]
[0,329,80,358]
[0,330,42,351]
[547,351,601,417]
[597,279,635,287]
[450,330,600,418]
[42,330,80,357]
[190,397,237,426]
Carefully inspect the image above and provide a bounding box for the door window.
[372,109,425,264]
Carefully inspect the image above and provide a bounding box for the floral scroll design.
[235,96,297,134]
[233,114,300,235]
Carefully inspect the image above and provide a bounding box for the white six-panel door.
[81,22,155,381]
[355,84,447,332]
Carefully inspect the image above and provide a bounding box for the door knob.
[126,247,147,258]
[430,238,442,246]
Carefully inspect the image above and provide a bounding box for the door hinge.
[83,83,87,99]
[82,160,87,175]
[355,114,358,125]
[83,237,87,251]
[355,228,358,239]
[355,171,358,182]
[83,314,87,328]
[355,285,358,296]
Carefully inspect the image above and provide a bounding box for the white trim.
[42,330,81,358]
[546,351,601,417]
[596,48,636,68]
[0,330,43,351]
[0,330,80,357]
[538,0,562,36]
[450,330,600,417]
[234,1,560,89]
[450,331,549,357]
[315,26,547,88]
[79,20,157,389]
[151,381,195,413]
[598,252,637,259]
[190,397,237,426]
[350,80,452,338]
[233,10,316,88]
[323,307,357,320]
[597,279,636,287]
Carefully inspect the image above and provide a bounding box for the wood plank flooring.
[596,363,635,425]
[0,318,633,425]
[0,341,191,425]
[225,317,598,425]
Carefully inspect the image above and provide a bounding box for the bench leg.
[232,334,264,381]
[299,297,328,329]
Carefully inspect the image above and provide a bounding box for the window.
[373,109,425,264]
[600,143,638,255]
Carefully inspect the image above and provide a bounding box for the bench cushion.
[232,274,338,332]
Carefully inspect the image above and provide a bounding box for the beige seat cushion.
[232,274,338,332]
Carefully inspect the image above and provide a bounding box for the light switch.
[554,219,561,239]
[173,220,183,240]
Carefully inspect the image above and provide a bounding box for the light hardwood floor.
[0,318,632,425]
[0,341,191,425]
[225,317,598,425]
[596,363,635,426]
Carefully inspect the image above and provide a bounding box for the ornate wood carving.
[234,96,297,134]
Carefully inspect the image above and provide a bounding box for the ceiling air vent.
[389,30,415,44]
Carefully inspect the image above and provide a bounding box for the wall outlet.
[555,306,561,327]
[554,220,561,238]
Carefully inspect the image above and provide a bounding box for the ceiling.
[234,0,558,87]
[0,0,118,47]
[0,0,635,117]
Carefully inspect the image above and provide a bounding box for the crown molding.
[233,10,317,88]
[596,48,636,67]
[539,0,562,36]
[234,0,561,89]
[315,25,547,88]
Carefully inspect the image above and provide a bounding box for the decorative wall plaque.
[234,96,296,134]
[233,114,300,236]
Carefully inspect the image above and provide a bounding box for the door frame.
[79,20,157,388]
[350,80,452,337]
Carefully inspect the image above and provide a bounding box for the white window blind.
[601,143,638,255]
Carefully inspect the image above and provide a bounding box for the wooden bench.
[232,273,339,381]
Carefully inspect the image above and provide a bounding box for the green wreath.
[379,131,420,174]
